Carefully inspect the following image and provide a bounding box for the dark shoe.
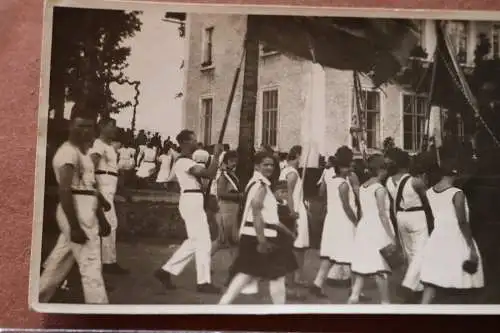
[309,285,328,298]
[103,263,130,275]
[197,283,221,294]
[154,269,176,290]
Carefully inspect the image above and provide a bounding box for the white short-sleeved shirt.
[90,138,118,173]
[52,142,96,191]
[118,147,136,170]
[174,157,201,192]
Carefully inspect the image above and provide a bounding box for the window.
[352,89,381,149]
[457,113,465,142]
[201,98,213,145]
[403,94,427,151]
[261,89,279,147]
[447,21,468,63]
[202,27,214,67]
[492,24,500,58]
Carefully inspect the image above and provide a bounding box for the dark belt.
[398,206,424,212]
[71,189,96,196]
[96,170,118,177]
[183,189,203,194]
[243,221,279,231]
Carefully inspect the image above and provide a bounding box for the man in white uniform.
[39,108,108,304]
[154,130,223,293]
[90,117,129,275]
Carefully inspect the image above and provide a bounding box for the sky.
[64,8,185,139]
[113,9,185,139]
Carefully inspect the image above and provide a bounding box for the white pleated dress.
[320,176,357,264]
[350,183,394,275]
[417,187,484,289]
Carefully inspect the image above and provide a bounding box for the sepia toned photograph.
[30,0,500,314]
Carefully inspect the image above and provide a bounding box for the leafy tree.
[49,7,142,120]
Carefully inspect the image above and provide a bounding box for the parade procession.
[33,3,500,309]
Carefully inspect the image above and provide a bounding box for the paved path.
[106,240,408,305]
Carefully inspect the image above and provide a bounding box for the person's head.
[223,144,230,152]
[146,140,154,148]
[287,145,302,166]
[97,117,117,140]
[176,129,197,154]
[393,148,410,171]
[367,153,388,180]
[274,180,288,202]
[254,151,275,179]
[223,150,238,171]
[69,104,96,146]
[438,157,459,181]
[333,146,353,177]
[384,147,401,176]
[326,155,336,169]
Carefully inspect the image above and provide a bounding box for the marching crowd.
[39,107,484,305]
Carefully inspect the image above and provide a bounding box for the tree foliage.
[49,7,142,119]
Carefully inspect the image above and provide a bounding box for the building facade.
[182,15,499,166]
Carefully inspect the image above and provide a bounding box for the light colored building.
[182,15,499,166]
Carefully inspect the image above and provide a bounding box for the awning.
[249,15,420,86]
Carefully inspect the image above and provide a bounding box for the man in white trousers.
[90,117,129,275]
[39,107,109,304]
[154,129,223,293]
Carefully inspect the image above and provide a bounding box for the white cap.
[193,149,210,164]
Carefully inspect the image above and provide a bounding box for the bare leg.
[421,285,436,304]
[375,274,390,304]
[219,273,253,304]
[269,276,286,304]
[294,249,307,284]
[313,259,333,288]
[347,274,364,304]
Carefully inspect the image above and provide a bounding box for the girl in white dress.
[418,159,483,304]
[311,147,358,298]
[279,145,310,286]
[156,146,174,185]
[348,154,396,304]
[136,141,158,179]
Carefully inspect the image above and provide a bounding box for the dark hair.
[98,117,116,129]
[367,154,387,177]
[334,146,353,167]
[287,145,302,161]
[223,150,238,163]
[439,157,459,177]
[392,148,410,169]
[176,129,195,144]
[254,151,275,165]
[70,103,96,121]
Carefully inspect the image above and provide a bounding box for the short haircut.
[70,103,96,121]
[253,151,275,165]
[367,154,387,176]
[439,157,459,177]
[223,150,238,163]
[334,146,353,167]
[176,129,195,144]
[287,145,302,161]
[98,117,116,129]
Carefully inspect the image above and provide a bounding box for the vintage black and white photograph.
[30,0,500,314]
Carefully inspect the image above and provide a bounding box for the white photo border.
[30,0,500,315]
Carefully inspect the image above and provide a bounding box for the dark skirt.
[230,234,298,280]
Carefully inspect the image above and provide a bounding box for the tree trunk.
[236,15,259,187]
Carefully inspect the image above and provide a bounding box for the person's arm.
[251,183,268,244]
[412,176,433,222]
[277,222,296,239]
[453,191,476,258]
[58,164,83,232]
[318,176,327,198]
[286,171,298,215]
[339,181,358,224]
[375,187,396,242]
[217,174,240,201]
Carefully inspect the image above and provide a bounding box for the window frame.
[260,87,280,149]
[402,93,428,152]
